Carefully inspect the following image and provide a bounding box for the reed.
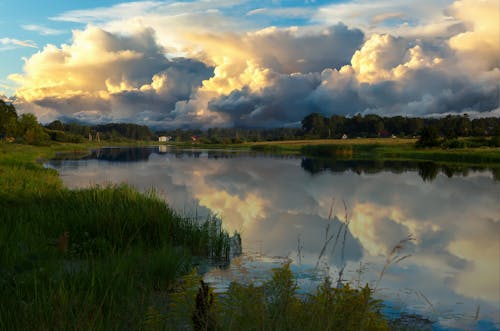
[160,263,390,331]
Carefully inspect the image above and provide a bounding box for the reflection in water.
[46,147,500,330]
[300,157,500,182]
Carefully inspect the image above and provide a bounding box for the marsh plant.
[154,263,389,331]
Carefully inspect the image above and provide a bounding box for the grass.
[167,137,500,167]
[0,142,232,330]
[152,263,390,331]
[241,139,500,166]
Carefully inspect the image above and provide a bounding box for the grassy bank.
[235,138,500,166]
[0,142,231,330]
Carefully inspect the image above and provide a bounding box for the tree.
[0,100,19,137]
[302,113,326,137]
[18,113,49,145]
[46,120,65,131]
[416,127,440,148]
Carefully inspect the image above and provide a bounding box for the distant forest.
[45,120,155,142]
[157,113,500,143]
[2,99,500,144]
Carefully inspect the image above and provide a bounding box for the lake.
[46,146,500,330]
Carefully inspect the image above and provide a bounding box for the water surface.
[46,146,500,330]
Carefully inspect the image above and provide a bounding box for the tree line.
[0,100,50,145]
[45,121,154,142]
[158,113,500,145]
[1,100,155,144]
[300,113,500,139]
[2,99,500,145]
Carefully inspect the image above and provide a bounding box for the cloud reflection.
[47,149,500,326]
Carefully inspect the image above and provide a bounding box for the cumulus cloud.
[10,26,212,125]
[8,0,500,127]
[447,0,500,71]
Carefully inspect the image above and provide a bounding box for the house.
[341,134,348,139]
[158,136,171,142]
[191,136,198,142]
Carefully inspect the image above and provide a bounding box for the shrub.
[490,135,500,147]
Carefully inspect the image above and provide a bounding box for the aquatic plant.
[161,263,389,331]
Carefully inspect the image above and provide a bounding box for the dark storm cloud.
[249,23,365,74]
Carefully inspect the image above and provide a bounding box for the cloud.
[50,1,163,24]
[21,24,65,36]
[315,0,457,37]
[10,26,212,125]
[0,37,37,51]
[8,0,500,127]
[246,7,315,18]
[447,0,500,71]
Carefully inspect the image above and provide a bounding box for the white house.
[158,136,171,142]
[341,134,348,139]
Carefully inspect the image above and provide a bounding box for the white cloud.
[0,37,37,51]
[315,0,457,37]
[21,24,65,36]
[50,1,163,24]
[246,6,315,18]
[7,0,500,127]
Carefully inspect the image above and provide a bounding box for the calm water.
[46,146,500,330]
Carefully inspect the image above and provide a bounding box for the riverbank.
[171,138,500,166]
[0,142,232,330]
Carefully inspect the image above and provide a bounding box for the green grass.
[152,263,390,331]
[238,139,500,166]
[0,142,231,330]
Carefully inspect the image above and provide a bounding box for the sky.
[0,0,499,128]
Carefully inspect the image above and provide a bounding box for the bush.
[165,264,390,331]
[441,138,466,149]
[490,135,500,147]
[45,129,84,143]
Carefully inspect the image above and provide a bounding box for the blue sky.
[0,0,498,127]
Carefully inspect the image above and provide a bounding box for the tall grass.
[0,143,232,330]
[157,263,389,331]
